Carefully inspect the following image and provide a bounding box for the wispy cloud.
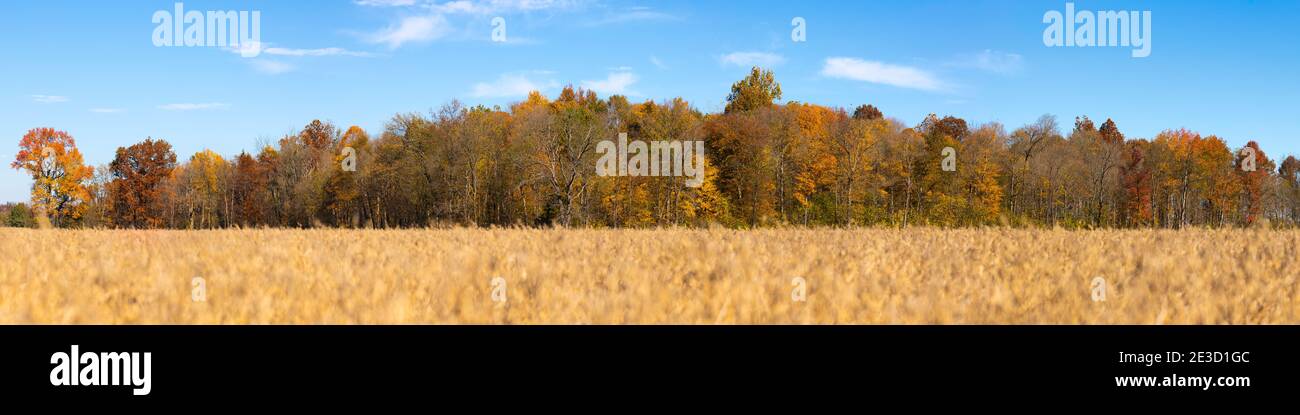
[249,60,296,75]
[581,71,638,96]
[950,50,1024,75]
[470,73,559,98]
[649,56,667,70]
[90,108,126,114]
[719,52,785,67]
[358,1,586,48]
[821,57,945,92]
[228,43,377,58]
[31,95,69,104]
[429,0,583,14]
[158,103,230,111]
[367,14,452,49]
[354,0,417,6]
[356,0,584,14]
[588,6,678,26]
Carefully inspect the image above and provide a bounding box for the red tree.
[1236,141,1272,225]
[108,138,177,228]
[1120,144,1152,226]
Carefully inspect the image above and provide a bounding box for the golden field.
[0,227,1297,324]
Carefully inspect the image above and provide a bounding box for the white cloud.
[357,0,583,14]
[90,108,126,114]
[250,60,296,75]
[649,56,667,70]
[470,73,559,98]
[431,0,583,14]
[31,95,68,103]
[269,47,375,57]
[588,7,677,26]
[581,71,638,96]
[820,57,945,92]
[229,43,377,58]
[355,0,417,6]
[158,103,230,111]
[358,1,584,49]
[367,14,452,49]
[952,49,1024,75]
[719,52,785,67]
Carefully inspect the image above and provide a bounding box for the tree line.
[7,67,1300,230]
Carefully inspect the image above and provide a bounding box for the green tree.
[5,203,34,228]
[724,67,782,114]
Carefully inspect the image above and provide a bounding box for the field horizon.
[3,227,1295,324]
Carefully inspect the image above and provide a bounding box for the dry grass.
[0,227,1297,324]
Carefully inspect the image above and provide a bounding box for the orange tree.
[10,128,93,227]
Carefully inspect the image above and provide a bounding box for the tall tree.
[182,150,229,228]
[321,126,370,226]
[108,138,177,228]
[852,104,883,121]
[1279,156,1300,223]
[724,67,782,114]
[1098,118,1124,144]
[1236,141,1273,225]
[300,119,337,150]
[1119,142,1153,227]
[10,128,93,227]
[231,151,268,226]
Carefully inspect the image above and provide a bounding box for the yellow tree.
[322,126,369,226]
[10,128,93,227]
[186,149,228,228]
[724,66,782,114]
[786,102,839,223]
[959,124,1006,225]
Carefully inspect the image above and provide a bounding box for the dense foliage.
[10,67,1300,229]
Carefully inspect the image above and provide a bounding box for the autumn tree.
[525,86,613,226]
[1236,141,1273,225]
[1279,156,1300,223]
[1149,129,1237,227]
[1067,116,1123,226]
[1099,118,1124,144]
[321,126,370,226]
[830,110,886,224]
[3,203,34,228]
[1004,115,1061,221]
[913,114,967,225]
[852,104,883,121]
[724,67,782,114]
[17,76,1300,231]
[10,128,93,227]
[1119,142,1153,227]
[300,119,337,150]
[181,150,229,228]
[230,151,268,226]
[706,107,785,226]
[957,124,1006,225]
[107,138,177,228]
[918,113,970,142]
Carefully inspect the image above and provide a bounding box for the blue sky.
[2,0,1298,203]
